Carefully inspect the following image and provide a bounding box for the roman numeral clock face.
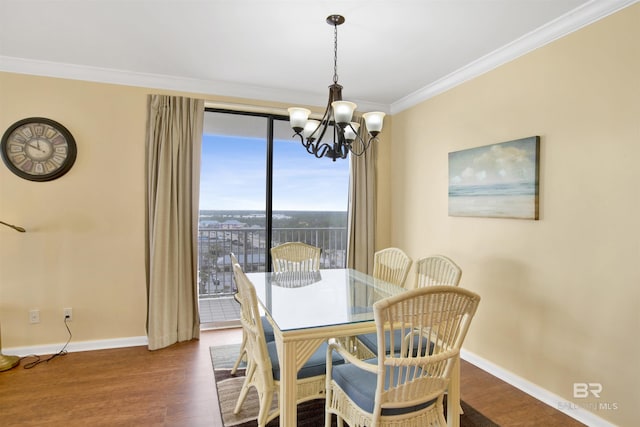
[1,118,77,182]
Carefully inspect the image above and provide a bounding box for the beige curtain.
[145,95,204,350]
[347,117,377,274]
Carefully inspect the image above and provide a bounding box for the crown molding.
[0,55,389,113]
[0,55,318,105]
[390,0,639,114]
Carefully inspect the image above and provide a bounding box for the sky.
[199,134,350,211]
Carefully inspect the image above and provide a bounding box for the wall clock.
[1,117,77,182]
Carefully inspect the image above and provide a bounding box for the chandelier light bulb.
[363,112,385,135]
[331,101,357,125]
[288,107,311,131]
[303,120,321,140]
[343,122,360,141]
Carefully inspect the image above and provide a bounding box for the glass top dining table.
[245,268,463,427]
[247,268,404,332]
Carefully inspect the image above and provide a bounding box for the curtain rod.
[203,101,327,120]
[204,101,289,116]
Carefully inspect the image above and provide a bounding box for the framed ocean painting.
[448,136,540,220]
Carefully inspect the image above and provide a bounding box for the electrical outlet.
[64,307,73,321]
[29,309,40,324]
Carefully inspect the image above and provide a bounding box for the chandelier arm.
[344,122,364,143]
[313,143,331,159]
[354,134,373,155]
[312,119,330,145]
[349,140,367,156]
[301,134,331,159]
[314,141,337,158]
[304,84,338,150]
[347,118,374,156]
[297,133,318,153]
[313,88,338,145]
[293,132,305,145]
[336,140,350,159]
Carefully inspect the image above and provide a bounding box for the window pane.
[272,119,349,268]
[199,112,267,305]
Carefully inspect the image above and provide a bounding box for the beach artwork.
[448,136,540,220]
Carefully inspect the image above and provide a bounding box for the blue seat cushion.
[357,330,434,357]
[261,316,275,342]
[357,331,391,354]
[331,358,436,416]
[267,341,344,381]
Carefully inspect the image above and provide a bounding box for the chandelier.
[287,15,385,161]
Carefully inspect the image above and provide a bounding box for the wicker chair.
[372,247,413,288]
[271,242,321,272]
[232,263,344,426]
[325,286,481,427]
[414,255,462,288]
[354,248,414,357]
[230,253,274,375]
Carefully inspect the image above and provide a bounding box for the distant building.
[220,220,246,229]
[199,219,247,229]
[199,220,220,227]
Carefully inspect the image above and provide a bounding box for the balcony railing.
[198,226,347,298]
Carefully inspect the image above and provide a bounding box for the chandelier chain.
[333,22,339,84]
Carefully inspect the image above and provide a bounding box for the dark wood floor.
[0,328,584,427]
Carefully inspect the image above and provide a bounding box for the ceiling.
[0,1,635,114]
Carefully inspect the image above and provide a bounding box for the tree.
[199,242,226,294]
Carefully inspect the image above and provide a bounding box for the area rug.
[211,343,499,427]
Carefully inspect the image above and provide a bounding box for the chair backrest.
[414,255,462,288]
[371,286,480,423]
[372,247,413,287]
[232,263,273,384]
[230,252,240,297]
[271,242,321,272]
[230,252,239,266]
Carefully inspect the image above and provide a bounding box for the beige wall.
[389,5,639,426]
[0,73,390,350]
[0,76,149,347]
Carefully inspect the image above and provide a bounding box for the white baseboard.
[4,336,148,357]
[461,349,617,427]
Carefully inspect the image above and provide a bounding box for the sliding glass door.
[198,108,349,327]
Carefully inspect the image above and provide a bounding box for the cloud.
[451,143,535,185]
